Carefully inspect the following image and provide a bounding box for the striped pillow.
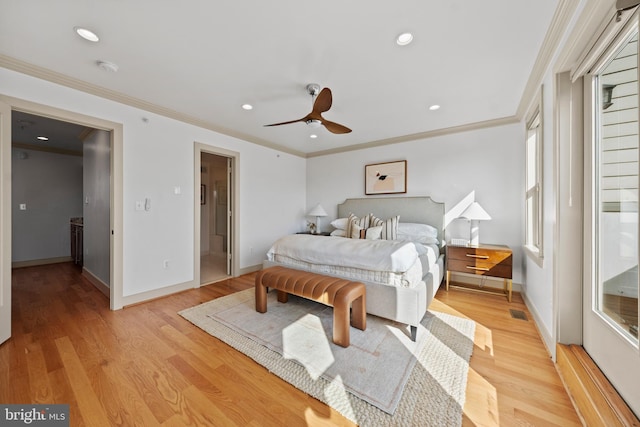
[345,213,371,239]
[369,214,400,240]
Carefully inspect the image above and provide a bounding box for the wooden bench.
[255,266,366,347]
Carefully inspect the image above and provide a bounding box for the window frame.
[525,88,544,266]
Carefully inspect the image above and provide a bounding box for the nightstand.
[446,243,513,301]
[296,231,332,236]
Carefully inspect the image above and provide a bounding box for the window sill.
[524,245,544,268]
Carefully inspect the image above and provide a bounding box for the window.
[525,91,543,265]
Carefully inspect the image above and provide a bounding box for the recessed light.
[74,27,99,42]
[96,60,119,73]
[429,104,441,111]
[310,134,318,139]
[396,32,413,46]
[242,104,253,110]
[37,136,49,141]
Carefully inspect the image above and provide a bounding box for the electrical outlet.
[163,260,169,269]
[135,201,144,211]
[19,203,26,210]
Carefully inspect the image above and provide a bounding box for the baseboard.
[556,344,640,426]
[12,256,72,268]
[82,268,110,297]
[521,289,555,359]
[239,264,262,275]
[121,279,197,308]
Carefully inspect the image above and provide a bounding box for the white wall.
[307,123,525,284]
[1,68,306,298]
[83,129,111,285]
[11,148,83,262]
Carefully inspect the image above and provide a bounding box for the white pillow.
[397,222,438,237]
[330,229,346,237]
[396,222,439,244]
[330,217,349,230]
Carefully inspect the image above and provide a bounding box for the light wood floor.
[1,263,581,426]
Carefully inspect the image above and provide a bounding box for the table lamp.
[307,203,327,234]
[459,202,491,246]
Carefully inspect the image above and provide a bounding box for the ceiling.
[0,1,561,157]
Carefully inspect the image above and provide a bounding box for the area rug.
[179,289,475,426]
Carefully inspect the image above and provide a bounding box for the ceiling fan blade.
[313,88,332,114]
[264,117,306,127]
[322,119,352,134]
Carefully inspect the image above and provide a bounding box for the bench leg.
[333,301,350,348]
[277,290,288,303]
[350,294,366,331]
[255,284,267,313]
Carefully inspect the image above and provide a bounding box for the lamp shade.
[307,203,327,217]
[459,202,491,221]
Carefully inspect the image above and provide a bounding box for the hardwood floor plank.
[3,263,581,426]
[54,336,111,427]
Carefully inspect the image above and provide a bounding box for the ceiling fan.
[264,84,352,134]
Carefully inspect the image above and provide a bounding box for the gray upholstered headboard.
[337,196,445,244]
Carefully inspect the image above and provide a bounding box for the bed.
[263,196,445,339]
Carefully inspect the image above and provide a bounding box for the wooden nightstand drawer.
[447,259,512,279]
[446,243,513,301]
[447,245,512,266]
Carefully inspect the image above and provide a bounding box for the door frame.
[0,94,124,310]
[0,100,11,345]
[193,142,239,285]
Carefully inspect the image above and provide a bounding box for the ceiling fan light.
[396,32,413,46]
[306,119,322,128]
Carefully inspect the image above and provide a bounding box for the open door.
[0,100,11,345]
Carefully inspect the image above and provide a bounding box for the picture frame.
[365,160,407,195]
[200,184,206,205]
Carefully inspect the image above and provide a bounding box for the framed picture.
[365,160,407,195]
[200,184,206,205]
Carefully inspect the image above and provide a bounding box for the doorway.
[200,152,230,283]
[193,142,239,286]
[0,95,124,349]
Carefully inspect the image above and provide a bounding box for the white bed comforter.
[266,235,431,288]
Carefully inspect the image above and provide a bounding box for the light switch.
[174,186,181,195]
[19,203,26,210]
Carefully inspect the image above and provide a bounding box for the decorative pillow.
[345,213,371,239]
[330,229,346,237]
[330,217,349,230]
[349,224,382,240]
[369,214,400,240]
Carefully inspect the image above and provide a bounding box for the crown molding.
[516,0,581,119]
[306,116,519,158]
[0,55,306,158]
